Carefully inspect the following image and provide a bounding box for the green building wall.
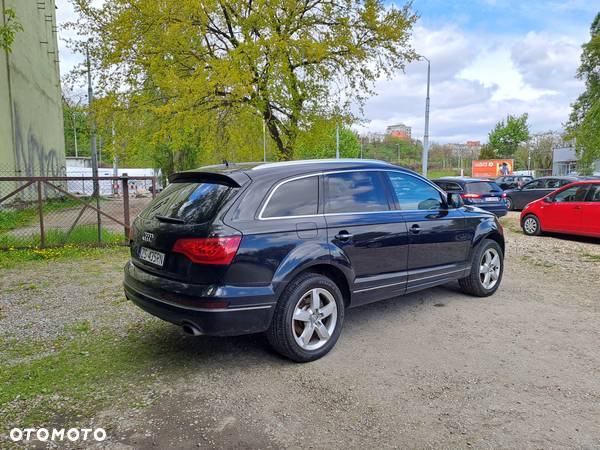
[1,0,65,198]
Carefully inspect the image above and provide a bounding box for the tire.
[521,214,541,236]
[506,196,514,211]
[459,239,504,297]
[267,272,345,363]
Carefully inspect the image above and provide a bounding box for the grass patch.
[0,225,125,248]
[0,245,129,270]
[583,253,600,263]
[427,168,470,179]
[0,197,84,234]
[0,321,178,429]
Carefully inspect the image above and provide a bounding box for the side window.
[387,172,444,210]
[433,181,448,190]
[445,182,462,192]
[524,180,544,189]
[586,185,600,202]
[324,171,390,214]
[262,176,319,218]
[553,185,589,203]
[546,179,563,189]
[559,179,573,187]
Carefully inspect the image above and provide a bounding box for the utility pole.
[72,109,78,157]
[263,119,267,162]
[86,40,102,241]
[336,122,340,158]
[360,136,364,159]
[420,56,431,178]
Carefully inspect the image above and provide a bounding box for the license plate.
[139,247,165,267]
[485,197,500,202]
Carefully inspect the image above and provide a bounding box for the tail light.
[501,193,507,198]
[172,236,242,265]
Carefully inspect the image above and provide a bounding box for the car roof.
[562,179,600,185]
[433,177,495,184]
[188,159,415,182]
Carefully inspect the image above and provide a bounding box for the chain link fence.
[0,173,157,249]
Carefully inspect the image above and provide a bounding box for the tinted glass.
[140,182,235,223]
[546,179,564,189]
[434,181,462,192]
[325,171,390,213]
[388,172,443,210]
[586,185,600,202]
[524,180,544,189]
[262,176,319,218]
[466,182,500,194]
[553,185,589,202]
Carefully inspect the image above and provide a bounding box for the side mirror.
[447,192,463,208]
[543,196,554,204]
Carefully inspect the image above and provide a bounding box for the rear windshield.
[466,182,500,194]
[139,182,236,223]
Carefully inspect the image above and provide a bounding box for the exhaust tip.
[182,322,203,336]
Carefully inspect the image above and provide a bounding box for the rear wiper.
[155,215,185,224]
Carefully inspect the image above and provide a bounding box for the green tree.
[295,118,360,159]
[63,98,92,158]
[478,144,496,159]
[69,0,417,161]
[566,13,600,174]
[488,113,530,158]
[0,8,23,52]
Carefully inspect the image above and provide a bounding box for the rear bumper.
[123,261,276,336]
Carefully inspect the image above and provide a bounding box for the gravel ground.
[1,216,600,449]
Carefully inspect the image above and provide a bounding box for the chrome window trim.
[257,168,448,221]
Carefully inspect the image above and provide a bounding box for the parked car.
[520,180,600,238]
[495,175,533,190]
[124,160,505,362]
[432,177,508,217]
[503,176,589,211]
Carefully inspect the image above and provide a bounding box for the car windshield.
[466,182,500,194]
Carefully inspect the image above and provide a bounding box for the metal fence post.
[122,175,130,239]
[37,181,45,248]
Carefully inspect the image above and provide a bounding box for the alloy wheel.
[292,288,337,351]
[479,248,501,290]
[523,217,537,235]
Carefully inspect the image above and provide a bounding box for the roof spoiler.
[168,171,242,187]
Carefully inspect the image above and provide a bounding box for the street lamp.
[419,55,431,178]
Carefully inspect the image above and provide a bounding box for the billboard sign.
[472,159,514,178]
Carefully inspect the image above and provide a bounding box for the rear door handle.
[410,224,421,234]
[335,231,353,241]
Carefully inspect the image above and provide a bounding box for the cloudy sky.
[55,0,597,144]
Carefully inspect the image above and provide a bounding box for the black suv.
[124,160,505,362]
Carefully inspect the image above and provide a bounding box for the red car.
[520,180,600,238]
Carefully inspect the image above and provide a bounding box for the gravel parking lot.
[1,212,600,449]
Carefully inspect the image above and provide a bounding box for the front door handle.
[410,224,421,234]
[335,231,353,241]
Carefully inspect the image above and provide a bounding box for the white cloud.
[358,24,585,143]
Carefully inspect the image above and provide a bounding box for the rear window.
[262,176,319,218]
[466,182,500,194]
[140,182,235,223]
